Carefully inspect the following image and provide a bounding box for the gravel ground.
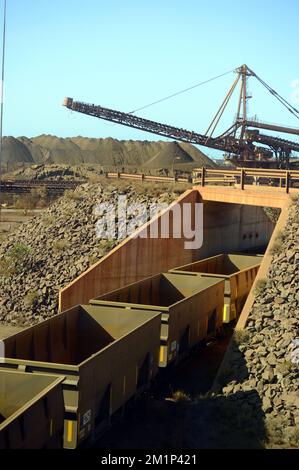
[210,195,299,448]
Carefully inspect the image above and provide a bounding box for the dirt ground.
[0,209,43,236]
[0,325,24,339]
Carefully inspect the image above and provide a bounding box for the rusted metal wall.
[59,188,275,312]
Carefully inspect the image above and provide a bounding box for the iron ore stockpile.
[186,196,299,449]
[2,136,216,169]
[0,181,181,326]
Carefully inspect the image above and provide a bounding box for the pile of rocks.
[219,196,299,448]
[0,181,180,326]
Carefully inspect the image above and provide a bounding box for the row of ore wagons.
[0,253,262,449]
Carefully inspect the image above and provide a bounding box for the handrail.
[104,169,299,193]
[194,167,299,193]
[104,172,191,184]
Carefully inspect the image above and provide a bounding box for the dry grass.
[289,427,299,447]
[64,189,82,201]
[269,240,284,255]
[88,255,100,266]
[269,230,286,255]
[0,243,32,276]
[265,419,299,448]
[171,390,191,402]
[254,278,267,297]
[291,193,299,204]
[276,360,293,375]
[52,239,68,252]
[98,239,117,254]
[42,214,55,226]
[24,291,39,307]
[265,417,285,447]
[234,329,250,345]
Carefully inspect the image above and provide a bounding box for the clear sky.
[2,0,299,158]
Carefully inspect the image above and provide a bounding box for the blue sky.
[2,0,299,158]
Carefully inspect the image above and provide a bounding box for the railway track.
[0,179,85,195]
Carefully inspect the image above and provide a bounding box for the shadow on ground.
[96,335,267,449]
[184,390,266,449]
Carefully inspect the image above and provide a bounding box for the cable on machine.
[129,68,236,114]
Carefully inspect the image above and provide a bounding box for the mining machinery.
[63,65,299,169]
